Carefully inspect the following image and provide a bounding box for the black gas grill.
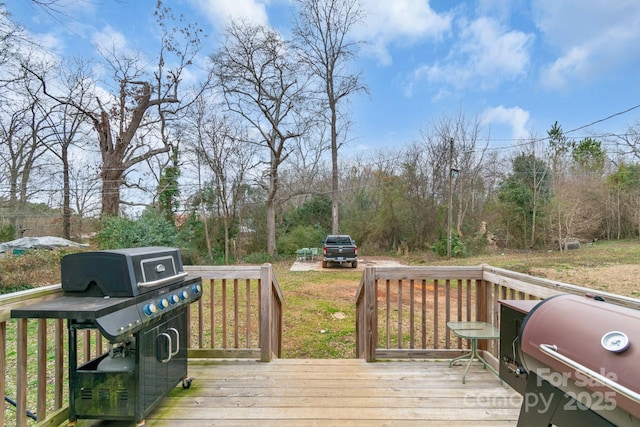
[500,295,640,427]
[12,247,202,426]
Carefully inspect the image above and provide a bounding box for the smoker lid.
[520,293,640,419]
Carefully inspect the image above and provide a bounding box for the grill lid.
[520,294,640,419]
[61,247,186,297]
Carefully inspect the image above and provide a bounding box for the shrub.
[277,225,325,255]
[0,223,16,242]
[242,252,274,264]
[96,208,177,249]
[432,232,467,258]
[0,249,76,293]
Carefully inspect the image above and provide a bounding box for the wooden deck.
[75,359,522,426]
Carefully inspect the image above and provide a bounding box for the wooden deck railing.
[3,262,639,425]
[355,265,640,362]
[0,263,282,426]
[183,264,283,362]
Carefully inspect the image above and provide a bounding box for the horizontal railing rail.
[355,265,640,361]
[0,263,283,426]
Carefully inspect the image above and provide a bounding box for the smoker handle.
[166,327,180,356]
[158,332,173,363]
[138,271,189,289]
[540,343,640,404]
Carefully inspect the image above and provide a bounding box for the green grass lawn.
[274,239,640,358]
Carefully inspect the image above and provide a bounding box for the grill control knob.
[193,284,202,294]
[158,298,169,310]
[143,303,157,316]
[169,294,180,305]
[179,290,188,300]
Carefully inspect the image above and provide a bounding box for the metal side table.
[447,321,501,384]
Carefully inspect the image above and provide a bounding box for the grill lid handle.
[540,343,640,404]
[138,271,188,289]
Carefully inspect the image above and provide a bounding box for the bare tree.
[612,120,640,161]
[283,126,329,198]
[188,96,257,264]
[69,159,101,237]
[0,5,26,88]
[293,0,367,234]
[0,68,52,236]
[212,20,310,256]
[36,60,93,238]
[425,112,488,254]
[27,1,203,216]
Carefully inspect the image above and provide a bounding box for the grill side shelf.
[10,295,132,320]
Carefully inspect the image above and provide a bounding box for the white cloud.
[534,0,640,89]
[190,0,269,29]
[357,0,452,65]
[541,46,589,90]
[412,16,533,93]
[460,17,532,81]
[482,106,530,141]
[91,26,128,52]
[476,0,514,22]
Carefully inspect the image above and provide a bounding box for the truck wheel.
[322,260,327,268]
[352,261,357,268]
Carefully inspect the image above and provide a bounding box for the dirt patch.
[529,264,640,298]
[290,256,403,272]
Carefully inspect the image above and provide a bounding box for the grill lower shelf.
[74,355,138,419]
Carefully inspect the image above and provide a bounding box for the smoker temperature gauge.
[601,331,630,353]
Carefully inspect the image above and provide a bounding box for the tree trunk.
[617,189,621,239]
[266,199,277,256]
[200,164,213,261]
[331,101,339,234]
[266,154,279,256]
[101,166,123,217]
[529,156,538,249]
[61,145,71,239]
[557,212,563,252]
[223,215,230,265]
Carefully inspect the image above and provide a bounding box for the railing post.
[364,267,377,362]
[476,278,490,351]
[55,319,64,409]
[16,318,28,427]
[1,321,5,426]
[259,264,272,362]
[476,279,488,323]
[37,319,47,420]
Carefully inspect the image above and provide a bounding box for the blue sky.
[7,0,640,154]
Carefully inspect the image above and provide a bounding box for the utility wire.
[564,104,640,135]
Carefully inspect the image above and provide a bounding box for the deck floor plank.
[75,359,522,426]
